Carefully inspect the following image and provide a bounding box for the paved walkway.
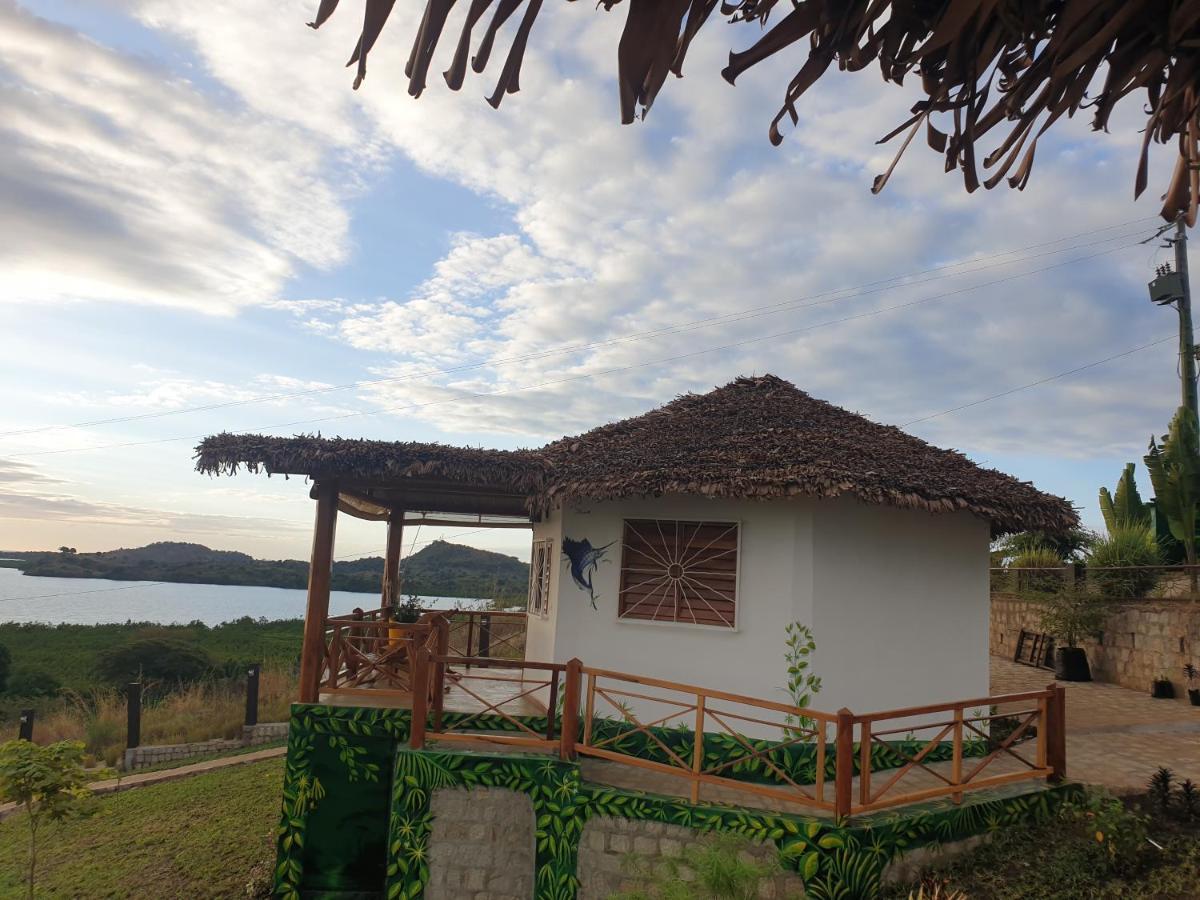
[0,745,285,822]
[991,656,1200,792]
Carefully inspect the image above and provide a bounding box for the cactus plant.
[1144,406,1200,593]
[1099,463,1151,533]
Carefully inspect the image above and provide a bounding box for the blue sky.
[0,0,1189,563]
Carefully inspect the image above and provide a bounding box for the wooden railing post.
[691,694,706,804]
[432,618,449,732]
[559,658,582,759]
[479,613,492,658]
[347,609,363,678]
[410,643,429,750]
[1047,684,1067,782]
[835,708,854,819]
[951,707,964,803]
[858,720,872,807]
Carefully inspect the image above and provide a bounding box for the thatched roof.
[306,1,1200,223]
[195,375,1076,534]
[194,432,547,493]
[538,375,1075,534]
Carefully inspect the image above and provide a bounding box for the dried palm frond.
[307,0,1200,221]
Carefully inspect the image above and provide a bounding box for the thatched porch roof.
[305,1,1200,222]
[195,375,1076,534]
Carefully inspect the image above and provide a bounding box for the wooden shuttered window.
[528,538,553,618]
[617,519,738,627]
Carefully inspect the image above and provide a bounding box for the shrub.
[5,669,62,698]
[0,643,9,693]
[1086,523,1162,598]
[1038,589,1109,648]
[1012,545,1068,594]
[96,637,213,685]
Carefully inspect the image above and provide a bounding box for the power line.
[0,216,1156,441]
[901,335,1177,426]
[10,239,1143,459]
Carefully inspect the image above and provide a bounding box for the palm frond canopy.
[305,1,1200,223]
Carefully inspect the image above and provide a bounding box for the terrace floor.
[319,666,546,717]
[990,656,1200,792]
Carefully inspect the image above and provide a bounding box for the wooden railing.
[441,610,527,660]
[320,615,447,701]
[402,654,1065,817]
[425,656,566,751]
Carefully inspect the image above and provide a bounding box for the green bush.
[96,637,212,685]
[1012,545,1067,594]
[4,669,61,698]
[1086,523,1162,598]
[0,644,9,693]
[1038,589,1109,648]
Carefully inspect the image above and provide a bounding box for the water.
[0,567,486,626]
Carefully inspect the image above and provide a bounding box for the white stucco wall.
[528,494,990,724]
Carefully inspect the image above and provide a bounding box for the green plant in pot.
[1151,673,1176,699]
[393,594,422,624]
[1185,664,1200,706]
[1037,589,1107,681]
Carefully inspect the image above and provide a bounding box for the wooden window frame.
[528,538,553,619]
[616,518,740,629]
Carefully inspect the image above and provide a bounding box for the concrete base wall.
[991,593,1200,697]
[122,722,289,770]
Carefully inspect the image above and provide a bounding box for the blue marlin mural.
[561,537,613,610]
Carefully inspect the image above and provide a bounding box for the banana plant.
[1145,406,1200,594]
[1099,462,1150,533]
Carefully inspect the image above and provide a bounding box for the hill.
[0,540,530,602]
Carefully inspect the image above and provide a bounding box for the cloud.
[0,1,351,313]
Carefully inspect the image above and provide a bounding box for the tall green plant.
[1144,406,1200,593]
[1037,589,1108,649]
[1099,463,1151,533]
[782,622,821,739]
[1086,523,1162,598]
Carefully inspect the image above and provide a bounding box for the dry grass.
[32,666,297,766]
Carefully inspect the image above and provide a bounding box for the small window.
[618,520,738,627]
[528,538,553,618]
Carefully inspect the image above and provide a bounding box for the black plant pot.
[1189,688,1200,707]
[1054,647,1091,682]
[1152,680,1176,699]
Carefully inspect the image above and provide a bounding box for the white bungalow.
[197,375,1074,717]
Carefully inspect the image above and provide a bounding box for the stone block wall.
[426,788,535,900]
[122,722,289,770]
[991,593,1200,695]
[577,816,807,899]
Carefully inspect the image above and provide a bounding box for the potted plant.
[1037,589,1107,682]
[1152,674,1176,699]
[1184,664,1200,705]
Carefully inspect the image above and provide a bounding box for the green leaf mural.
[275,703,1079,899]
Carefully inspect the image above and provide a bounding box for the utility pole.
[1148,215,1199,433]
[1174,215,1199,427]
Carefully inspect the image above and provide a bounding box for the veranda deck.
[319,665,547,718]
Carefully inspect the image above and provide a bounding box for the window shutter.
[618,520,738,627]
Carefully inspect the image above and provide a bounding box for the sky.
[0,0,1192,565]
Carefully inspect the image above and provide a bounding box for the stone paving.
[990,656,1200,792]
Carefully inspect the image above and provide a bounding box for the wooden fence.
[407,651,1065,818]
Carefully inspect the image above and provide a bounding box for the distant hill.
[0,540,530,604]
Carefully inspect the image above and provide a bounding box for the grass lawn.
[0,758,283,899]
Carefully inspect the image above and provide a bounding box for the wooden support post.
[245,663,261,728]
[546,674,560,742]
[858,720,872,807]
[815,720,826,804]
[691,695,706,804]
[382,510,404,609]
[834,708,854,820]
[127,682,142,750]
[17,709,33,742]
[299,481,339,704]
[1047,684,1067,783]
[582,672,596,747]
[560,659,582,760]
[410,642,429,750]
[951,707,964,803]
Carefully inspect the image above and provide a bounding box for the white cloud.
[0,1,351,312]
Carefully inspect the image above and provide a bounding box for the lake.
[0,566,487,626]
